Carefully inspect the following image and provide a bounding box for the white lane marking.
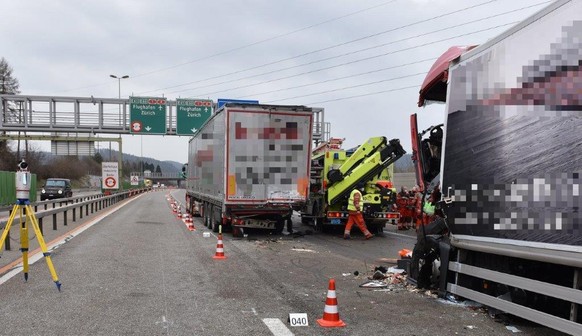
[290,248,317,253]
[0,197,140,286]
[155,315,170,329]
[262,318,294,336]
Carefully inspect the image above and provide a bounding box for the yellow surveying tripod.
[0,160,61,290]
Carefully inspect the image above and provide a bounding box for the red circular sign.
[131,121,143,132]
[148,98,166,105]
[105,177,117,188]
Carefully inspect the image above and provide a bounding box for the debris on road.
[357,264,409,289]
[506,326,522,333]
[376,258,398,264]
[399,248,412,258]
[387,266,405,274]
[359,280,388,288]
[372,271,384,280]
[374,266,388,273]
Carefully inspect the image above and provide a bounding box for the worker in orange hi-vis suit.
[343,187,374,240]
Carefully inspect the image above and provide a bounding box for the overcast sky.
[0,0,551,164]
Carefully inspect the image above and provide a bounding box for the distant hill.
[41,149,410,174]
[97,149,183,173]
[101,151,414,174]
[394,153,414,173]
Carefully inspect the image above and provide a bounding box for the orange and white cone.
[317,278,346,327]
[213,233,227,259]
[186,215,195,231]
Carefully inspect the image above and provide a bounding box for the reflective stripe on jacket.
[348,189,362,211]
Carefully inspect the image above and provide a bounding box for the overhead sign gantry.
[0,94,328,142]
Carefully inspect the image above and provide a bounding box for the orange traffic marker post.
[317,278,346,327]
[213,225,227,259]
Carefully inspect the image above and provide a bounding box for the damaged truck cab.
[410,1,582,334]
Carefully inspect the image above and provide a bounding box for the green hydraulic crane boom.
[327,138,405,205]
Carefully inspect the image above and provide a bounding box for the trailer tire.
[274,219,285,234]
[202,203,209,227]
[205,204,212,228]
[211,206,220,233]
[233,226,244,238]
[193,201,201,217]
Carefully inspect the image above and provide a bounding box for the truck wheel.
[193,202,201,217]
[274,219,285,234]
[233,226,244,238]
[211,207,220,233]
[313,217,322,232]
[370,224,384,236]
[203,204,210,227]
[410,244,422,286]
[411,240,439,289]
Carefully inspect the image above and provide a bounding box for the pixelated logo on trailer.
[234,122,299,140]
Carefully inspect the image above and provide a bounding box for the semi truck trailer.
[184,103,313,236]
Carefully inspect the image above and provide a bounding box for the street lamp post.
[110,74,129,126]
[110,74,129,188]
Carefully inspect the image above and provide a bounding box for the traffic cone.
[317,278,346,327]
[186,215,195,231]
[213,233,227,259]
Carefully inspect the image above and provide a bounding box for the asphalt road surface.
[0,190,567,335]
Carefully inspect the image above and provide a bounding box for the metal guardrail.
[0,188,151,251]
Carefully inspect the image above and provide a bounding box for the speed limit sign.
[105,177,117,188]
[101,162,119,189]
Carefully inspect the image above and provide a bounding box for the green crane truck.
[300,136,405,233]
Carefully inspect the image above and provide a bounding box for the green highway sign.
[129,96,167,134]
[176,99,213,135]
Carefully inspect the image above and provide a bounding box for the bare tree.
[0,57,19,95]
[0,57,21,168]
